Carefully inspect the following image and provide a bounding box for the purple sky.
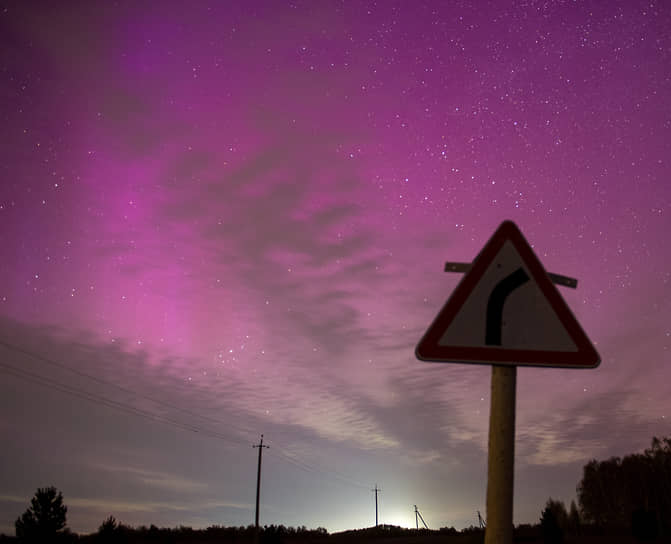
[1,0,670,535]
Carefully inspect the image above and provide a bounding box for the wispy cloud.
[90,464,209,494]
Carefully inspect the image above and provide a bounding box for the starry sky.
[1,0,670,536]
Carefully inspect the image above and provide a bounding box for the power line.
[0,339,255,441]
[0,343,373,492]
[266,445,369,490]
[263,434,372,489]
[0,360,247,445]
[2,358,372,493]
[267,447,321,474]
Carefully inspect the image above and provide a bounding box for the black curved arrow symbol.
[485,267,530,346]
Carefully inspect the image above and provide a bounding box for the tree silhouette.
[567,499,581,535]
[540,498,566,544]
[98,515,122,543]
[15,486,68,542]
[577,436,671,536]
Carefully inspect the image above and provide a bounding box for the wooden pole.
[484,365,516,544]
[253,435,268,544]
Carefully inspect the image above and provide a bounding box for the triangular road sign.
[416,221,600,368]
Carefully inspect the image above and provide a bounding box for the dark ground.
[0,524,667,543]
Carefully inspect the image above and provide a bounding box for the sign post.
[415,221,599,544]
[485,365,516,544]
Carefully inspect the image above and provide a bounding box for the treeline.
[79,520,329,544]
[4,517,329,544]
[535,436,671,543]
[3,520,481,544]
[577,435,670,538]
[5,436,670,543]
[3,487,330,544]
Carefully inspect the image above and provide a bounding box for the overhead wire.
[0,359,249,446]
[0,341,372,491]
[0,339,256,441]
[264,438,370,490]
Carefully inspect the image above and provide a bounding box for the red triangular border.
[416,221,600,368]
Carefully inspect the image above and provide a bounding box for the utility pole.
[414,505,428,529]
[253,435,269,532]
[372,485,380,527]
[477,510,487,529]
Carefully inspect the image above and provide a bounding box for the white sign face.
[416,221,600,368]
[437,240,577,352]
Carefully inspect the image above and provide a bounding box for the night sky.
[1,0,670,536]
